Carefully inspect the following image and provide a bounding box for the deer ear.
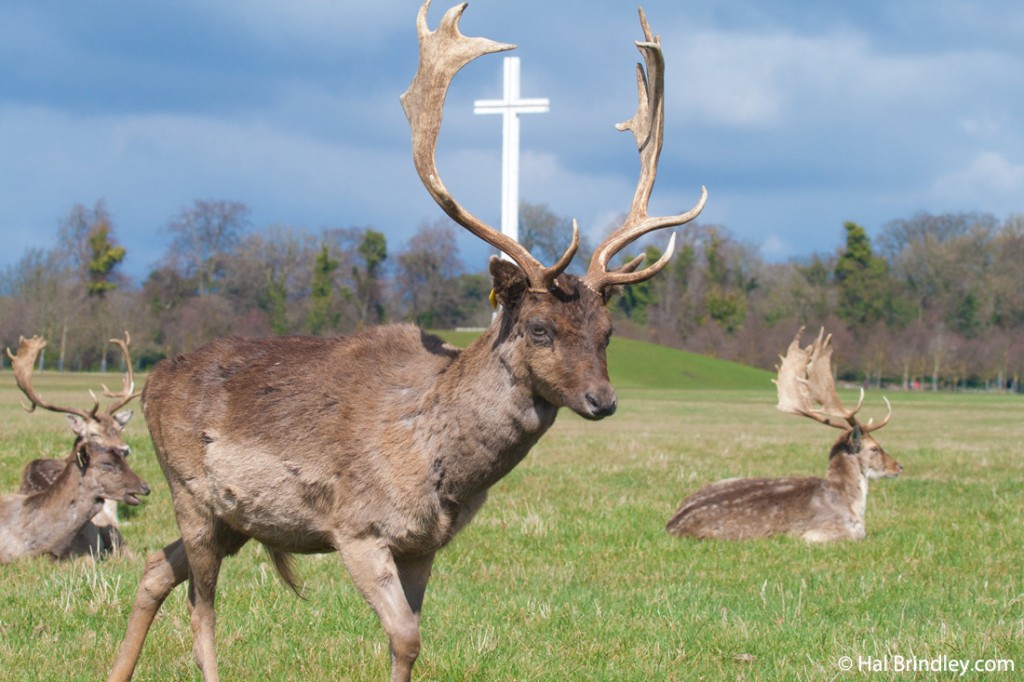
[66,414,87,436]
[489,256,529,309]
[113,409,134,427]
[850,425,863,452]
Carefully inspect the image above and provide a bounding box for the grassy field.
[0,361,1021,680]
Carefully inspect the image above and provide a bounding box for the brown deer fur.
[6,333,141,558]
[107,4,707,680]
[0,439,149,563]
[20,453,126,558]
[666,430,902,542]
[666,327,901,543]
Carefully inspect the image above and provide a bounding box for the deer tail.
[265,547,303,598]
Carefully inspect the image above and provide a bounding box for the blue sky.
[2,0,1022,282]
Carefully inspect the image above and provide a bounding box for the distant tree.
[86,220,126,297]
[879,211,995,317]
[55,199,128,369]
[354,229,388,326]
[702,228,754,334]
[614,244,661,324]
[307,244,339,336]
[519,201,592,275]
[266,273,288,335]
[396,221,467,328]
[223,226,312,335]
[833,221,890,329]
[166,200,250,296]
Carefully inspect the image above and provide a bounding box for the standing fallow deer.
[107,3,706,681]
[666,327,902,542]
[0,335,150,564]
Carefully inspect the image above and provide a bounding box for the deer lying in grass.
[106,3,706,681]
[12,334,142,558]
[0,335,150,564]
[666,327,901,542]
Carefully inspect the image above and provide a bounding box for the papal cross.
[473,56,550,247]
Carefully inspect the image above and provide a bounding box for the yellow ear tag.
[488,289,498,309]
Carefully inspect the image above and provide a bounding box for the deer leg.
[107,538,190,682]
[339,538,423,682]
[181,524,248,682]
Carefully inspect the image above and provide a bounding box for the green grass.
[0,369,1021,681]
[436,330,774,390]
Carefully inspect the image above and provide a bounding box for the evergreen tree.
[355,229,388,325]
[307,244,339,335]
[267,272,289,335]
[86,220,126,297]
[834,221,890,328]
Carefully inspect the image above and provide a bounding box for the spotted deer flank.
[667,327,901,542]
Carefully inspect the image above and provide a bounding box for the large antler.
[401,0,579,293]
[582,8,707,294]
[100,331,140,415]
[5,336,96,419]
[5,332,141,420]
[774,327,891,433]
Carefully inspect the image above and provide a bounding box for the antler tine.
[5,335,92,419]
[100,331,140,414]
[401,1,577,293]
[583,7,707,294]
[861,396,893,434]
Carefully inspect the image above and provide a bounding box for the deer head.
[401,1,706,418]
[774,327,900,476]
[6,332,140,455]
[72,438,151,506]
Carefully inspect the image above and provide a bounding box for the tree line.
[1,198,1022,391]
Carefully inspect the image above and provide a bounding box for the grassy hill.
[434,329,771,390]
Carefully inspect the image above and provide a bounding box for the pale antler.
[5,336,96,419]
[401,0,579,293]
[774,327,892,433]
[99,331,140,415]
[582,8,708,294]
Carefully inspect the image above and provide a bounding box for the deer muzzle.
[581,384,618,420]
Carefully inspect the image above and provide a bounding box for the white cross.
[473,57,549,248]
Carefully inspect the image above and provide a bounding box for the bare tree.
[165,200,250,296]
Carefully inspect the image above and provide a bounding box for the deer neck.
[825,452,869,522]
[23,456,104,557]
[424,323,558,499]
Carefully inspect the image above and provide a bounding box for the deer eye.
[527,320,552,345]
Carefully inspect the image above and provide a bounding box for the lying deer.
[107,3,706,681]
[0,335,150,564]
[666,327,902,542]
[11,333,142,557]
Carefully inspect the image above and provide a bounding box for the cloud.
[931,151,1024,200]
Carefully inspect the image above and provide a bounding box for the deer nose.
[585,388,617,419]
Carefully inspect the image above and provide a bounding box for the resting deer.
[1,335,150,564]
[11,333,143,557]
[666,327,901,542]
[107,3,706,681]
